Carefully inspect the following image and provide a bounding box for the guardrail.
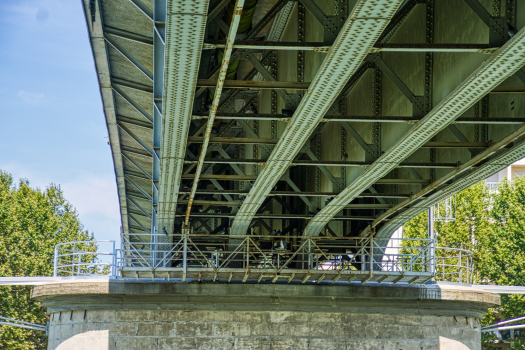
[53,241,117,277]
[53,235,474,284]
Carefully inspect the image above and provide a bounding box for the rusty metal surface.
[184,0,246,227]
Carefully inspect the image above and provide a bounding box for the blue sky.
[0,1,121,243]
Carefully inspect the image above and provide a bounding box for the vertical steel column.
[182,228,188,281]
[426,0,436,181]
[152,0,166,266]
[428,207,435,276]
[270,51,278,233]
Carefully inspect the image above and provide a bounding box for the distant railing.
[53,235,474,284]
[53,241,117,277]
[435,247,474,284]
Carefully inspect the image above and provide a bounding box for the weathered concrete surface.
[34,282,498,349]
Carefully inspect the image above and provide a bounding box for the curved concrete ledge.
[33,281,499,318]
[35,282,499,350]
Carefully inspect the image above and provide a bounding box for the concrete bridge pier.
[33,282,499,350]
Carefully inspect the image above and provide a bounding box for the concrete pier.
[33,281,498,350]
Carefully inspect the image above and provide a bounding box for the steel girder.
[377,129,525,238]
[229,0,406,235]
[157,0,210,234]
[304,26,525,237]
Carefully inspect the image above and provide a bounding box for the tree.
[0,171,96,350]
[403,177,525,349]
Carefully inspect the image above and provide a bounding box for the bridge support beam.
[35,282,498,350]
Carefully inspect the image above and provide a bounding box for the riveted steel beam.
[191,113,525,124]
[157,0,210,234]
[377,126,525,238]
[305,26,525,236]
[183,158,465,169]
[229,0,406,235]
[178,189,413,198]
[176,213,375,220]
[184,0,246,227]
[203,42,497,53]
[196,79,310,90]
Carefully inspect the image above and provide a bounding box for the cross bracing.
[83,0,525,251]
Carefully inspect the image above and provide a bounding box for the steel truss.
[83,0,525,244]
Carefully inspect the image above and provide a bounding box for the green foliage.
[403,176,525,348]
[0,171,95,349]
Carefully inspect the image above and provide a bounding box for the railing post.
[183,228,188,281]
[459,250,462,283]
[308,239,312,270]
[74,243,80,276]
[369,237,373,273]
[246,237,249,269]
[53,245,58,277]
[428,207,435,277]
[112,241,116,279]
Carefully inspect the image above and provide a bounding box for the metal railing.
[53,235,474,284]
[53,241,117,277]
[120,233,435,272]
[435,247,474,284]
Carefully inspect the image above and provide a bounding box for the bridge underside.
[83,0,525,246]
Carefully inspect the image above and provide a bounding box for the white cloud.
[17,90,45,105]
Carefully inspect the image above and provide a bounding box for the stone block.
[462,328,481,343]
[346,340,384,350]
[195,337,235,350]
[341,322,366,337]
[402,325,438,340]
[419,341,440,350]
[87,310,116,323]
[382,340,422,350]
[159,310,195,322]
[270,338,309,349]
[58,324,73,339]
[235,337,271,350]
[383,315,421,326]
[288,323,310,337]
[311,312,344,323]
[345,313,383,326]
[71,310,87,323]
[79,322,102,333]
[136,323,156,336]
[438,325,465,342]
[421,315,445,326]
[251,322,289,337]
[234,311,270,323]
[213,322,251,337]
[117,310,157,322]
[115,337,154,350]
[103,322,137,336]
[269,311,309,323]
[308,338,347,350]
[157,337,196,350]
[176,322,213,336]
[195,310,234,322]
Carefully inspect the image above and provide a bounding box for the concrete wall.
[34,282,499,350]
[46,309,482,350]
